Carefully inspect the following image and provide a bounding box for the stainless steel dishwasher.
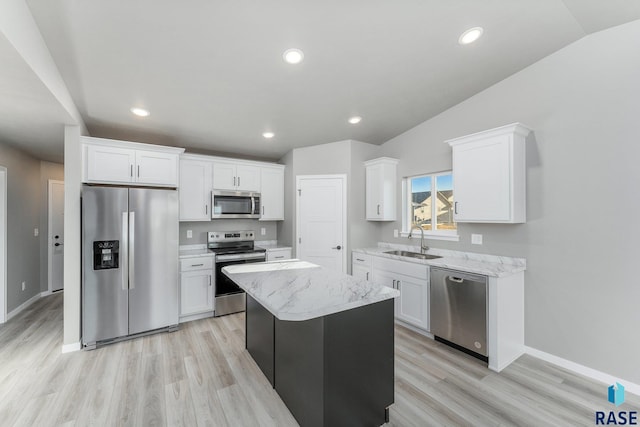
[430,267,488,362]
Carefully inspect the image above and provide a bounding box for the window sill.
[400,232,460,242]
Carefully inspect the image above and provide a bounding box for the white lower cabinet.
[179,256,214,322]
[351,251,372,281]
[266,248,292,261]
[371,256,430,332]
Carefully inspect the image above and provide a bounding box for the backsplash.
[179,220,278,244]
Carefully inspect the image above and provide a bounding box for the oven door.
[211,191,260,219]
[215,253,266,297]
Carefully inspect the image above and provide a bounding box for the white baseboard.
[61,342,81,353]
[6,292,43,321]
[525,346,640,396]
[40,290,52,297]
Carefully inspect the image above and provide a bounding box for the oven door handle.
[216,253,266,262]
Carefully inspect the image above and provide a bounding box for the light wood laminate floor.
[0,293,637,426]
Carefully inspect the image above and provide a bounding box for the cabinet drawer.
[267,248,291,261]
[352,252,371,265]
[372,256,428,280]
[180,256,213,272]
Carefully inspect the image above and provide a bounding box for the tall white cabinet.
[364,157,398,221]
[446,123,531,223]
[179,157,212,221]
[260,166,285,220]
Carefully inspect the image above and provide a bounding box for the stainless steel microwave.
[211,190,261,219]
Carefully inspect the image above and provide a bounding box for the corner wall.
[378,20,640,384]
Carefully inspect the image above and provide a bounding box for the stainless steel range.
[208,230,266,316]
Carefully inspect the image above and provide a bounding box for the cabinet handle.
[377,204,380,215]
[130,164,133,177]
[205,205,208,215]
[274,256,284,259]
[209,275,212,286]
[392,279,396,289]
[366,272,369,281]
[454,201,458,214]
[356,258,365,262]
[191,263,204,267]
[238,176,240,187]
[137,165,140,178]
[397,280,401,290]
[233,176,236,186]
[262,206,265,215]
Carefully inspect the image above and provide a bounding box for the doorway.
[0,167,6,322]
[48,180,64,292]
[295,175,347,272]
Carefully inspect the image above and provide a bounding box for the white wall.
[377,20,640,384]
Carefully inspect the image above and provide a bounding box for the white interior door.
[296,175,346,272]
[49,180,64,292]
[0,167,6,322]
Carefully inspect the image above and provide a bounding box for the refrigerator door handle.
[129,211,135,289]
[121,212,128,290]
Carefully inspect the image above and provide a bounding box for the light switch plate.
[471,234,483,245]
[261,227,266,236]
[394,229,399,238]
[186,230,193,239]
[34,228,39,237]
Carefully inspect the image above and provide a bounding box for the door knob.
[332,245,342,250]
[54,243,63,247]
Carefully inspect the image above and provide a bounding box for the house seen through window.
[405,172,456,237]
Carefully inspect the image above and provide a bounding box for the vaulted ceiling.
[2,1,640,163]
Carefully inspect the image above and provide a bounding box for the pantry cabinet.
[446,123,531,223]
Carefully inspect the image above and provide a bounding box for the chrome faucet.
[409,224,429,254]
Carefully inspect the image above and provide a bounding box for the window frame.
[401,171,459,242]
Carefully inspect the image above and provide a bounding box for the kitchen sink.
[383,250,442,260]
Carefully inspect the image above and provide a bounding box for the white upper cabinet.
[446,123,531,223]
[260,166,285,220]
[179,157,212,221]
[83,137,183,187]
[364,157,398,221]
[212,161,260,192]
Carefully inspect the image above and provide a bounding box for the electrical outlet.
[394,229,399,238]
[471,234,483,245]
[261,227,266,236]
[34,228,39,237]
[21,281,25,291]
[186,230,193,239]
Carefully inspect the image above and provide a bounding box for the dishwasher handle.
[431,267,487,284]
[448,276,464,283]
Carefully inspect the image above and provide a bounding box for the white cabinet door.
[396,274,429,331]
[236,164,260,192]
[136,150,179,186]
[453,135,511,222]
[86,145,135,183]
[352,264,370,281]
[365,163,382,220]
[372,269,399,312]
[180,270,213,316]
[260,167,284,220]
[212,162,237,190]
[179,159,212,221]
[364,158,397,221]
[266,248,291,261]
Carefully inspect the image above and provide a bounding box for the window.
[403,171,457,240]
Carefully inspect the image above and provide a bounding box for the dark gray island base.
[246,295,395,427]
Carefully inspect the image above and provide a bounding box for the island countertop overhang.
[222,259,399,321]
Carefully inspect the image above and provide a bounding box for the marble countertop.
[178,245,213,259]
[222,259,399,321]
[354,244,526,278]
[255,240,292,251]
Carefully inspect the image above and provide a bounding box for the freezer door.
[82,186,129,345]
[128,188,179,334]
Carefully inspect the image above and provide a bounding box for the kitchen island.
[222,260,399,427]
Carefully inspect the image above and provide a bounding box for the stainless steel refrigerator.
[82,186,179,349]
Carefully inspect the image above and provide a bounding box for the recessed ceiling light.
[458,27,483,45]
[130,107,150,117]
[262,132,275,139]
[348,116,362,124]
[283,48,304,64]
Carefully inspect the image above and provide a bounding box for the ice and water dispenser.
[93,240,120,270]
